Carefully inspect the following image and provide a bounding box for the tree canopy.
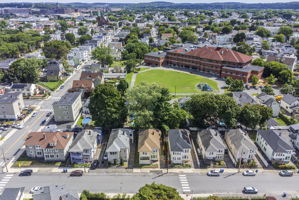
[43,40,71,60]
[92,46,114,67]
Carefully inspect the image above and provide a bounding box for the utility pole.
[1,148,8,173]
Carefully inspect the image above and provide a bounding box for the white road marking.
[178,174,191,193]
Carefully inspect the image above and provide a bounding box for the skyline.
[1,0,299,3]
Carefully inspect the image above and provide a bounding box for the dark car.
[19,169,33,176]
[243,187,258,194]
[70,170,83,177]
[90,160,99,170]
[40,120,47,125]
[46,112,52,117]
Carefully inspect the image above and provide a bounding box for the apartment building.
[0,92,24,120]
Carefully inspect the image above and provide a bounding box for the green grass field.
[38,80,65,91]
[135,69,219,93]
[125,72,133,86]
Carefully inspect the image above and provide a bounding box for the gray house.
[53,92,82,122]
[46,61,64,82]
[105,129,134,164]
[257,93,280,117]
[0,92,24,120]
[281,94,299,116]
[225,129,257,163]
[232,92,257,106]
[197,129,226,161]
[69,129,98,164]
[33,185,79,200]
[168,129,192,164]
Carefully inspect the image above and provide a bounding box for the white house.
[281,94,299,114]
[256,130,294,164]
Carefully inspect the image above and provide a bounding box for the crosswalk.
[0,174,14,194]
[0,161,4,168]
[178,174,191,193]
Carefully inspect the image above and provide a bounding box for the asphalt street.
[3,172,299,196]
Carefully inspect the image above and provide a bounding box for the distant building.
[53,92,82,122]
[0,92,24,120]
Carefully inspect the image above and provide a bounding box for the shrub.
[278,113,296,125]
[273,163,295,169]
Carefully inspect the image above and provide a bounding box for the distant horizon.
[1,0,299,4]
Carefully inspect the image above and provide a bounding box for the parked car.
[30,186,43,194]
[207,170,220,177]
[242,170,256,176]
[279,170,293,177]
[243,187,258,194]
[32,112,37,117]
[60,85,65,89]
[70,170,83,177]
[13,124,24,129]
[40,120,47,125]
[0,127,8,131]
[46,112,52,117]
[90,160,99,170]
[19,169,33,176]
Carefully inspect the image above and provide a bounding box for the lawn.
[38,79,65,91]
[111,60,125,68]
[125,72,133,85]
[13,153,63,167]
[274,117,287,126]
[135,69,219,93]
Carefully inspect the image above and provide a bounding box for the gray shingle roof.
[198,129,226,152]
[106,129,132,152]
[226,129,257,152]
[168,129,191,152]
[68,130,98,153]
[257,129,294,153]
[232,92,257,106]
[32,185,78,200]
[53,92,81,106]
[0,92,22,104]
[282,94,298,105]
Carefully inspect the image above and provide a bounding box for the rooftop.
[53,92,81,106]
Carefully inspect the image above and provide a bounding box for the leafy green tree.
[179,30,197,43]
[43,40,71,60]
[251,75,259,86]
[262,85,275,95]
[0,20,7,30]
[255,27,271,38]
[122,42,150,60]
[132,183,183,200]
[125,59,137,73]
[117,79,129,96]
[227,79,244,92]
[78,34,92,45]
[126,83,188,131]
[278,70,293,84]
[225,77,233,85]
[262,40,270,50]
[232,42,255,55]
[58,20,68,32]
[65,33,76,45]
[89,84,127,130]
[278,26,293,39]
[280,84,294,94]
[266,74,276,84]
[252,58,265,66]
[221,25,233,34]
[186,94,240,128]
[274,34,285,43]
[233,32,246,43]
[92,46,114,67]
[78,26,88,35]
[3,58,46,83]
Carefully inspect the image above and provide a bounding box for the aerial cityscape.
[1,1,299,200]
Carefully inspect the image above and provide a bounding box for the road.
[3,172,299,196]
[0,66,84,169]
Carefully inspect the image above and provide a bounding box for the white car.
[30,186,44,194]
[242,170,256,176]
[12,124,24,129]
[31,112,37,117]
[243,186,258,194]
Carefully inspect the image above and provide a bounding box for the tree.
[255,27,271,38]
[262,40,270,50]
[78,34,92,45]
[221,25,233,34]
[251,75,259,86]
[65,33,76,45]
[132,183,183,200]
[232,42,255,55]
[262,85,275,95]
[117,79,129,96]
[227,79,244,92]
[280,84,294,94]
[89,84,127,130]
[3,58,46,83]
[43,40,71,60]
[125,59,137,73]
[278,70,293,84]
[126,83,188,131]
[0,20,7,31]
[92,46,114,67]
[278,26,293,39]
[266,74,276,84]
[186,94,240,128]
[179,30,197,43]
[233,32,246,43]
[122,42,150,60]
[78,26,88,35]
[274,34,285,43]
[58,20,68,32]
[225,77,234,85]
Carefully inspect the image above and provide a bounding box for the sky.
[0,0,297,3]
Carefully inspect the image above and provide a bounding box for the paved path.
[130,73,137,89]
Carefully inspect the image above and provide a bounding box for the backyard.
[134,69,219,93]
[38,79,65,91]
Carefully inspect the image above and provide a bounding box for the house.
[168,129,192,164]
[10,83,38,97]
[232,92,258,106]
[256,129,294,164]
[267,55,297,72]
[53,92,82,122]
[281,94,299,114]
[69,80,94,94]
[138,129,161,165]
[289,124,299,150]
[0,187,24,200]
[46,61,64,82]
[0,92,24,120]
[197,129,226,161]
[69,129,98,164]
[80,71,103,86]
[24,132,74,161]
[257,93,280,117]
[33,185,79,200]
[225,129,257,163]
[105,128,134,164]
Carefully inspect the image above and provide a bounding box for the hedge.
[278,113,296,125]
